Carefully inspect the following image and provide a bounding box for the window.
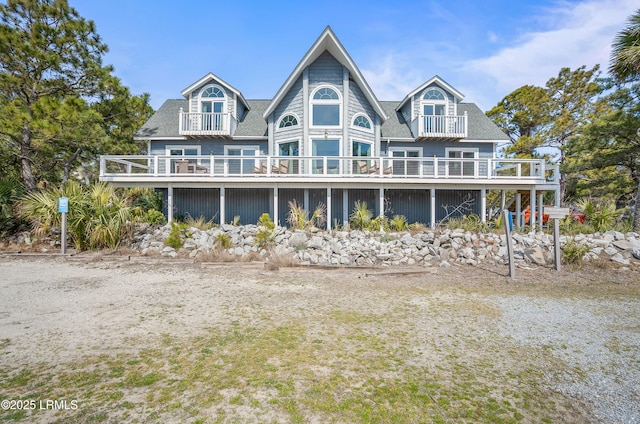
[390,149,421,176]
[311,86,341,127]
[312,139,340,174]
[225,146,259,175]
[278,114,299,129]
[352,140,372,174]
[200,85,225,131]
[447,149,477,177]
[352,114,372,131]
[277,140,299,174]
[422,88,447,134]
[167,146,201,174]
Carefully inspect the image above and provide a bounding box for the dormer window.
[311,86,341,127]
[200,85,226,131]
[278,114,299,129]
[422,87,447,133]
[352,114,372,131]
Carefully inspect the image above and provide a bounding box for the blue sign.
[58,197,69,213]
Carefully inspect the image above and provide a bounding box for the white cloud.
[466,0,638,107]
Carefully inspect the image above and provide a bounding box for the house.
[100,26,559,229]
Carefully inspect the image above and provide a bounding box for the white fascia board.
[396,75,465,112]
[263,26,388,122]
[181,72,250,111]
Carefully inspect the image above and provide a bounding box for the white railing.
[178,110,233,135]
[100,155,558,184]
[418,114,467,138]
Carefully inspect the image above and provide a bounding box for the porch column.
[430,188,436,229]
[529,189,536,230]
[480,188,487,223]
[343,190,349,225]
[379,187,385,219]
[304,189,309,214]
[220,186,226,225]
[273,186,279,226]
[501,190,506,211]
[167,184,173,223]
[516,192,522,230]
[538,192,544,233]
[326,187,332,231]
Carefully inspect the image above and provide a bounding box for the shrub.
[349,200,373,229]
[389,214,408,231]
[145,209,166,226]
[184,215,215,230]
[20,181,132,250]
[562,240,592,265]
[216,233,232,249]
[575,198,622,233]
[165,222,187,249]
[255,213,275,248]
[286,200,326,230]
[127,188,162,211]
[444,214,490,233]
[0,177,26,236]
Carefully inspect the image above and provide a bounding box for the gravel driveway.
[0,255,638,423]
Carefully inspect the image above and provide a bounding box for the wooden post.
[503,210,515,279]
[554,218,561,271]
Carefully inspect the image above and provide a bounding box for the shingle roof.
[136,99,508,142]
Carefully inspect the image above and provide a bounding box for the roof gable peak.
[396,75,464,111]
[181,72,250,110]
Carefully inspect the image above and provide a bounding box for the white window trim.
[421,87,448,116]
[276,138,300,156]
[388,146,422,157]
[310,85,342,128]
[224,145,260,155]
[351,138,374,157]
[166,145,202,156]
[276,113,301,131]
[445,147,479,177]
[350,113,373,133]
[199,84,226,114]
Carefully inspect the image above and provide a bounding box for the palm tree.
[610,9,640,81]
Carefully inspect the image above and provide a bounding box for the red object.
[524,206,549,224]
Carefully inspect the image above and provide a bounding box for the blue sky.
[71,0,638,111]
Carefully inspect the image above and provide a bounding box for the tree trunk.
[633,177,640,232]
[20,127,37,192]
[62,147,83,186]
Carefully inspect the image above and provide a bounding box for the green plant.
[444,214,490,233]
[216,233,232,249]
[368,215,389,232]
[127,188,163,211]
[185,215,214,230]
[562,240,592,265]
[349,200,373,230]
[230,215,241,226]
[0,177,26,236]
[286,200,326,230]
[165,222,187,250]
[20,181,132,250]
[575,198,622,233]
[389,214,408,231]
[255,213,275,248]
[145,209,166,226]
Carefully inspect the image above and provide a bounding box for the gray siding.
[188,83,236,117]
[159,188,220,223]
[273,76,304,151]
[435,190,481,221]
[308,51,344,89]
[226,188,271,225]
[385,189,431,225]
[413,82,456,118]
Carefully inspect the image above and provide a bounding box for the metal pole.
[554,217,561,271]
[61,212,67,255]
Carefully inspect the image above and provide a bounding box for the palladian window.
[278,114,299,128]
[352,114,372,130]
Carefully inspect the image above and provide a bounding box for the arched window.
[199,85,226,131]
[421,87,447,133]
[278,114,299,129]
[352,114,372,131]
[311,86,341,127]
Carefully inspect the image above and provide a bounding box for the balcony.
[416,113,467,139]
[100,155,559,187]
[178,109,236,136]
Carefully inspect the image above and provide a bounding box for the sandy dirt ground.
[0,254,639,423]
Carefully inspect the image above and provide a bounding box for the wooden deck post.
[273,186,279,226]
[167,184,173,223]
[220,186,225,225]
[538,192,544,233]
[430,188,436,229]
[481,188,487,223]
[530,189,536,229]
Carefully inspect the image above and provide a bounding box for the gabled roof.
[263,26,388,122]
[181,72,250,111]
[396,75,464,111]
